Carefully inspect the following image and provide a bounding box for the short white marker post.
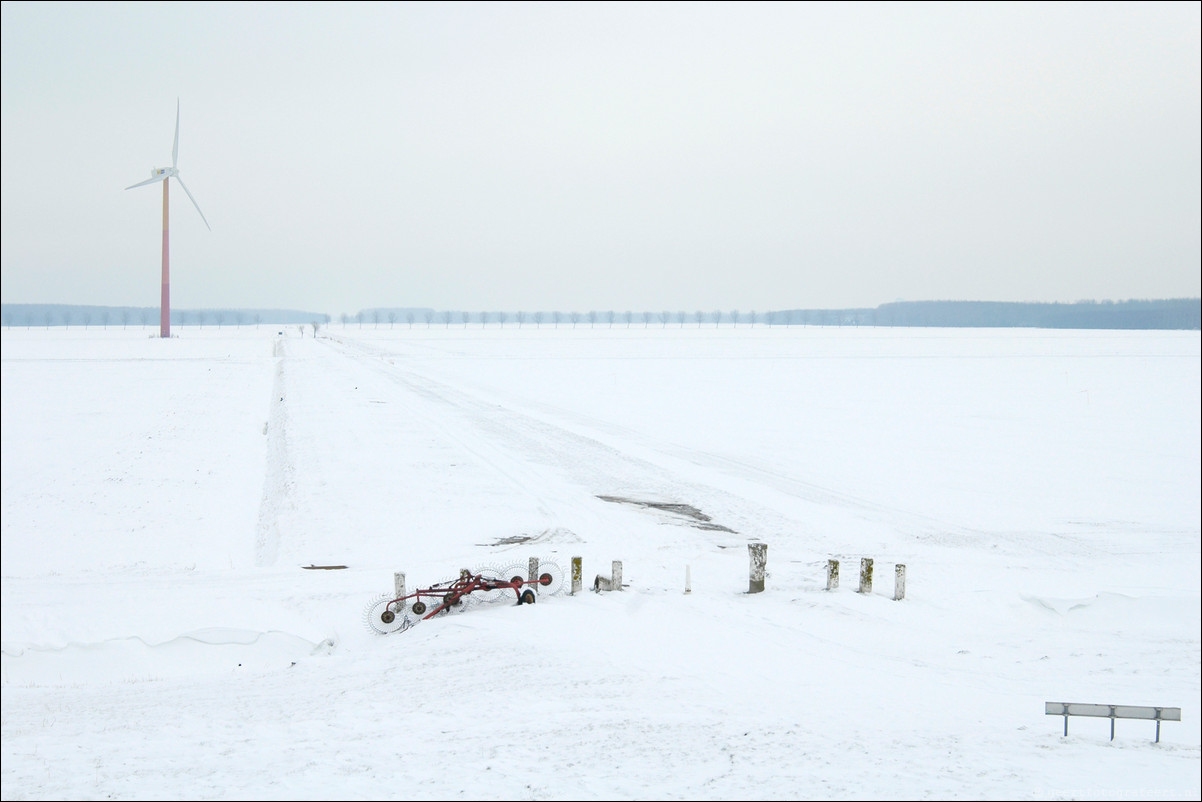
[685,565,692,594]
[858,557,873,594]
[826,559,839,591]
[894,564,906,601]
[748,543,767,593]
[394,572,406,600]
[570,556,582,595]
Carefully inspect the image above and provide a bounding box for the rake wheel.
[364,595,406,635]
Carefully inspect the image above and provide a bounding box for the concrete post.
[859,557,873,594]
[826,559,839,591]
[748,542,767,593]
[593,561,623,592]
[570,556,582,595]
[528,556,539,583]
[893,564,906,601]
[394,572,406,600]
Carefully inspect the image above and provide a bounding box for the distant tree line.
[3,299,1198,331]
[324,299,1202,330]
[863,299,1200,329]
[0,305,331,329]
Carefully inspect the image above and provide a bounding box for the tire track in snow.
[254,338,291,567]
[318,335,898,545]
[325,334,1122,563]
[313,336,631,539]
[324,338,1018,547]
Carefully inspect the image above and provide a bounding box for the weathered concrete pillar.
[893,564,906,601]
[748,542,767,593]
[858,557,873,594]
[528,556,539,583]
[394,572,406,600]
[593,560,623,592]
[570,556,583,595]
[826,559,839,591]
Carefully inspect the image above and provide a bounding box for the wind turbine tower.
[125,100,210,338]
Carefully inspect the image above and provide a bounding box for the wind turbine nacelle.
[150,167,169,178]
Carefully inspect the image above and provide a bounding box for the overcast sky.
[2,1,1199,317]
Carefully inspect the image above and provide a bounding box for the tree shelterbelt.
[3,299,1199,331]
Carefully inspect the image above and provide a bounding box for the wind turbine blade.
[172,99,180,169]
[125,174,168,190]
[174,175,211,231]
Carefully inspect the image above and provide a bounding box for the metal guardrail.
[1045,702,1182,743]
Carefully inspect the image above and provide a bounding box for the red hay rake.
[365,561,565,635]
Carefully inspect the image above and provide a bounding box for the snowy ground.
[2,323,1199,800]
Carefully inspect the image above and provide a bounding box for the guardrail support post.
[1046,701,1180,743]
[748,543,767,593]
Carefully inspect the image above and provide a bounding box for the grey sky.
[2,1,1199,317]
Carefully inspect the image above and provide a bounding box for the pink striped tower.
[126,101,210,336]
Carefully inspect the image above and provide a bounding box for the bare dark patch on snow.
[485,534,534,546]
[478,527,584,547]
[596,495,738,533]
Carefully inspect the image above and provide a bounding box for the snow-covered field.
[2,323,1199,800]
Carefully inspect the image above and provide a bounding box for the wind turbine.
[125,99,210,338]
